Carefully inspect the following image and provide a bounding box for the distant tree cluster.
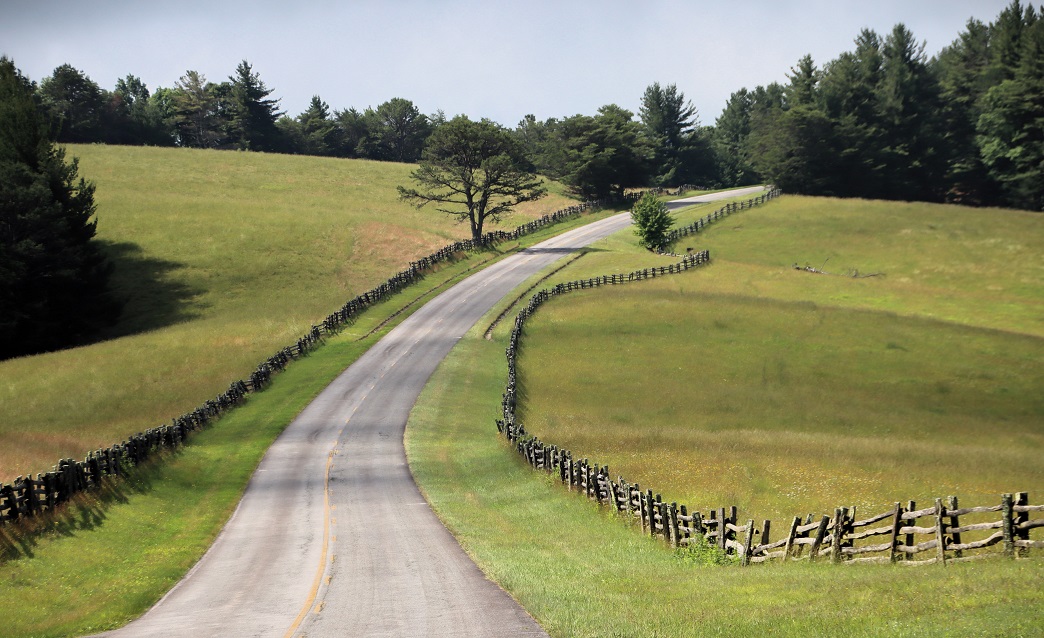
[716,1,1044,211]
[23,58,442,160]
[512,85,717,200]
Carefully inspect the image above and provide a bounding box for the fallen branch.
[792,261,885,279]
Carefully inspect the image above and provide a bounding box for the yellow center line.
[283,449,333,638]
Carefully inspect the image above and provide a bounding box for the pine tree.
[226,60,283,152]
[0,57,118,359]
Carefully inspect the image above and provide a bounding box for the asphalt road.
[95,186,765,638]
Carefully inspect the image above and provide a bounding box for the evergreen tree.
[225,60,283,151]
[514,114,564,177]
[977,7,1044,210]
[786,55,819,107]
[296,95,340,156]
[0,57,119,359]
[333,107,368,157]
[713,88,759,186]
[360,98,430,162]
[876,24,945,201]
[639,82,700,185]
[110,75,175,146]
[172,70,225,148]
[557,105,653,199]
[934,19,1000,204]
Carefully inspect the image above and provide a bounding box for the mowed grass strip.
[0,145,576,480]
[407,194,1044,636]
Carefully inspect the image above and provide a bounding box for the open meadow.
[407,194,1044,636]
[0,144,575,482]
[515,195,1044,521]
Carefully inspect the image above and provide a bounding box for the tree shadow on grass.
[97,240,207,339]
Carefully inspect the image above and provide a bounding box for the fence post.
[905,500,917,553]
[1002,493,1015,558]
[1015,492,1030,558]
[947,496,963,559]
[741,519,756,566]
[716,507,729,551]
[830,507,846,564]
[668,502,679,547]
[808,516,830,562]
[934,498,948,565]
[781,516,800,562]
[888,502,904,563]
[648,491,658,537]
[659,501,669,543]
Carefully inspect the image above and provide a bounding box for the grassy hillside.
[407,194,1044,636]
[0,145,575,481]
[515,195,1044,521]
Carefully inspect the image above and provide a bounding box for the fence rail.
[496,189,1042,566]
[1,191,646,527]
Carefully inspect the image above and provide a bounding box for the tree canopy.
[630,192,674,250]
[398,115,545,240]
[725,1,1044,210]
[0,57,119,359]
[7,1,1043,210]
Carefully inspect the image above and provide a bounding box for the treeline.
[28,59,440,161]
[720,1,1044,211]
[26,56,708,200]
[9,1,1043,208]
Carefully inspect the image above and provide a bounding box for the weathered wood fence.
[664,187,782,245]
[496,191,1043,566]
[507,440,1043,565]
[0,192,645,526]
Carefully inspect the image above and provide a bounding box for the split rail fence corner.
[496,188,1043,566]
[0,191,655,527]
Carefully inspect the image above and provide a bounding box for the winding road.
[96,187,765,638]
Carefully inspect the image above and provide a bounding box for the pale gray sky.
[2,0,1019,128]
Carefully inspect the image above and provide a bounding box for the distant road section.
[95,187,764,638]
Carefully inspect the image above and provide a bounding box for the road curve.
[95,187,763,638]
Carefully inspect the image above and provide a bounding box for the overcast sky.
[2,0,1019,128]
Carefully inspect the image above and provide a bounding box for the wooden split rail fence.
[497,189,1042,566]
[1,192,648,526]
[512,439,1043,565]
[665,187,782,245]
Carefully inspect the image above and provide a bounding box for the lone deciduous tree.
[630,192,674,250]
[398,115,545,241]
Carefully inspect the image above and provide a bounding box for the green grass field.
[513,195,1043,521]
[5,144,1041,636]
[407,194,1044,636]
[0,145,576,481]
